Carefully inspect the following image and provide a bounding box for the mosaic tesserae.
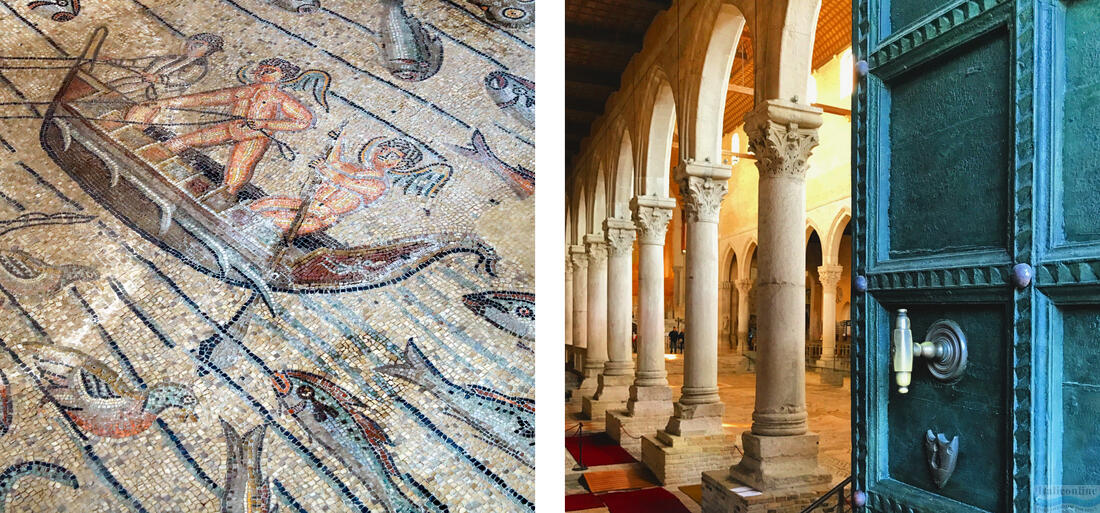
[0,0,535,511]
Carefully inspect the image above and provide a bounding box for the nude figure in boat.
[124,58,319,209]
[249,131,424,235]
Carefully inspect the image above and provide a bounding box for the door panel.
[854,1,1021,512]
[1058,306,1100,486]
[1060,2,1100,244]
[886,30,1011,259]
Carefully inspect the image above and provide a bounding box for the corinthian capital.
[734,278,753,294]
[569,245,588,271]
[603,217,636,257]
[631,196,676,245]
[679,175,728,224]
[744,100,822,181]
[584,234,608,265]
[817,265,843,288]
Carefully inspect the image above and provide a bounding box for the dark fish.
[468,0,534,28]
[0,462,78,513]
[378,0,444,81]
[220,420,274,513]
[271,370,448,513]
[266,0,319,13]
[0,212,96,237]
[485,71,534,127]
[450,130,534,198]
[0,370,10,437]
[462,290,534,341]
[26,0,80,22]
[376,340,534,466]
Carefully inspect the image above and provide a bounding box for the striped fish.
[378,0,444,81]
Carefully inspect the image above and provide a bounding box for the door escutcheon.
[892,310,968,394]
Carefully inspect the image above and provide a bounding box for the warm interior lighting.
[729,133,740,164]
[840,48,854,97]
[664,354,678,360]
[806,75,818,104]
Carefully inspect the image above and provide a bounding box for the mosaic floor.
[0,0,534,511]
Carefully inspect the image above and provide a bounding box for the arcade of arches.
[565,1,855,511]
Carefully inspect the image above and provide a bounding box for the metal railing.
[801,476,855,512]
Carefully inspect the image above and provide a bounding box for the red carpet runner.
[565,433,637,466]
[565,488,692,513]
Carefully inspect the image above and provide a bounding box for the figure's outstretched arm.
[260,96,312,132]
[156,85,240,109]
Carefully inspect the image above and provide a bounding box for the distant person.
[677,331,686,353]
[668,328,677,354]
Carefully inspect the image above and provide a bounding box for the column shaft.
[735,278,752,355]
[604,219,636,376]
[570,246,588,350]
[817,265,843,364]
[632,197,675,388]
[584,235,609,380]
[565,257,574,347]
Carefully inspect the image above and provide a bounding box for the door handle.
[892,309,968,394]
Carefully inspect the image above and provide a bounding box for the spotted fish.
[271,370,448,513]
[26,0,80,22]
[462,290,534,341]
[450,129,534,198]
[0,370,9,437]
[220,420,274,513]
[266,0,319,13]
[0,461,78,513]
[378,0,444,81]
[485,71,534,127]
[376,340,534,467]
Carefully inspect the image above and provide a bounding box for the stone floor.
[565,352,851,511]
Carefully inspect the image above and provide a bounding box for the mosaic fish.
[26,0,80,22]
[0,370,10,437]
[462,290,534,341]
[467,0,534,28]
[220,420,274,513]
[0,212,95,237]
[194,294,256,377]
[25,344,197,438]
[484,71,534,127]
[450,130,534,198]
[0,247,99,309]
[0,461,78,513]
[267,0,320,13]
[376,340,534,467]
[271,370,448,513]
[377,0,444,81]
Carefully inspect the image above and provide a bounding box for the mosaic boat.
[40,28,497,302]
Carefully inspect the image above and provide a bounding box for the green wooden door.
[853,1,1100,511]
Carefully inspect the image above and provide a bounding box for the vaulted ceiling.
[565,0,852,179]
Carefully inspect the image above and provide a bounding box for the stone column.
[565,255,575,368]
[641,162,737,486]
[734,278,752,355]
[570,245,592,396]
[719,281,732,352]
[713,100,831,499]
[584,218,635,419]
[817,265,842,365]
[580,234,609,414]
[607,196,675,453]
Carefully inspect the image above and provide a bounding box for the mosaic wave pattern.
[0,0,534,511]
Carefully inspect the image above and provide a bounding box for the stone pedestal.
[640,422,738,486]
[606,384,675,452]
[727,432,831,491]
[701,470,832,513]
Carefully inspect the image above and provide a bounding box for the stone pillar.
[583,218,635,419]
[734,278,752,355]
[707,101,830,509]
[719,281,732,352]
[641,162,737,486]
[580,234,609,415]
[817,265,842,366]
[607,196,675,454]
[565,255,574,369]
[570,245,592,397]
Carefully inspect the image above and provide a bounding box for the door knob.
[892,309,968,394]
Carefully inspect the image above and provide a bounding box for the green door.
[853,1,1100,511]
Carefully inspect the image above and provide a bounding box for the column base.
[582,373,632,420]
[818,365,846,387]
[701,470,833,513]
[605,386,674,453]
[726,431,832,491]
[640,428,737,486]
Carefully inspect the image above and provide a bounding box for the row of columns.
[568,100,833,497]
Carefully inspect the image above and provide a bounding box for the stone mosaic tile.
[0,0,534,511]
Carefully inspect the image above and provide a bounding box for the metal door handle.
[892,309,968,393]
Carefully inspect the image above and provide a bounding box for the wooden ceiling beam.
[565,65,623,88]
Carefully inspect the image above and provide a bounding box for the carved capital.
[679,175,728,224]
[734,278,753,294]
[817,265,843,289]
[585,235,608,266]
[565,255,573,277]
[603,218,636,257]
[631,196,675,245]
[719,281,732,290]
[744,101,821,181]
[569,245,588,271]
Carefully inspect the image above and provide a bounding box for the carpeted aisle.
[565,432,637,466]
[565,488,692,513]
